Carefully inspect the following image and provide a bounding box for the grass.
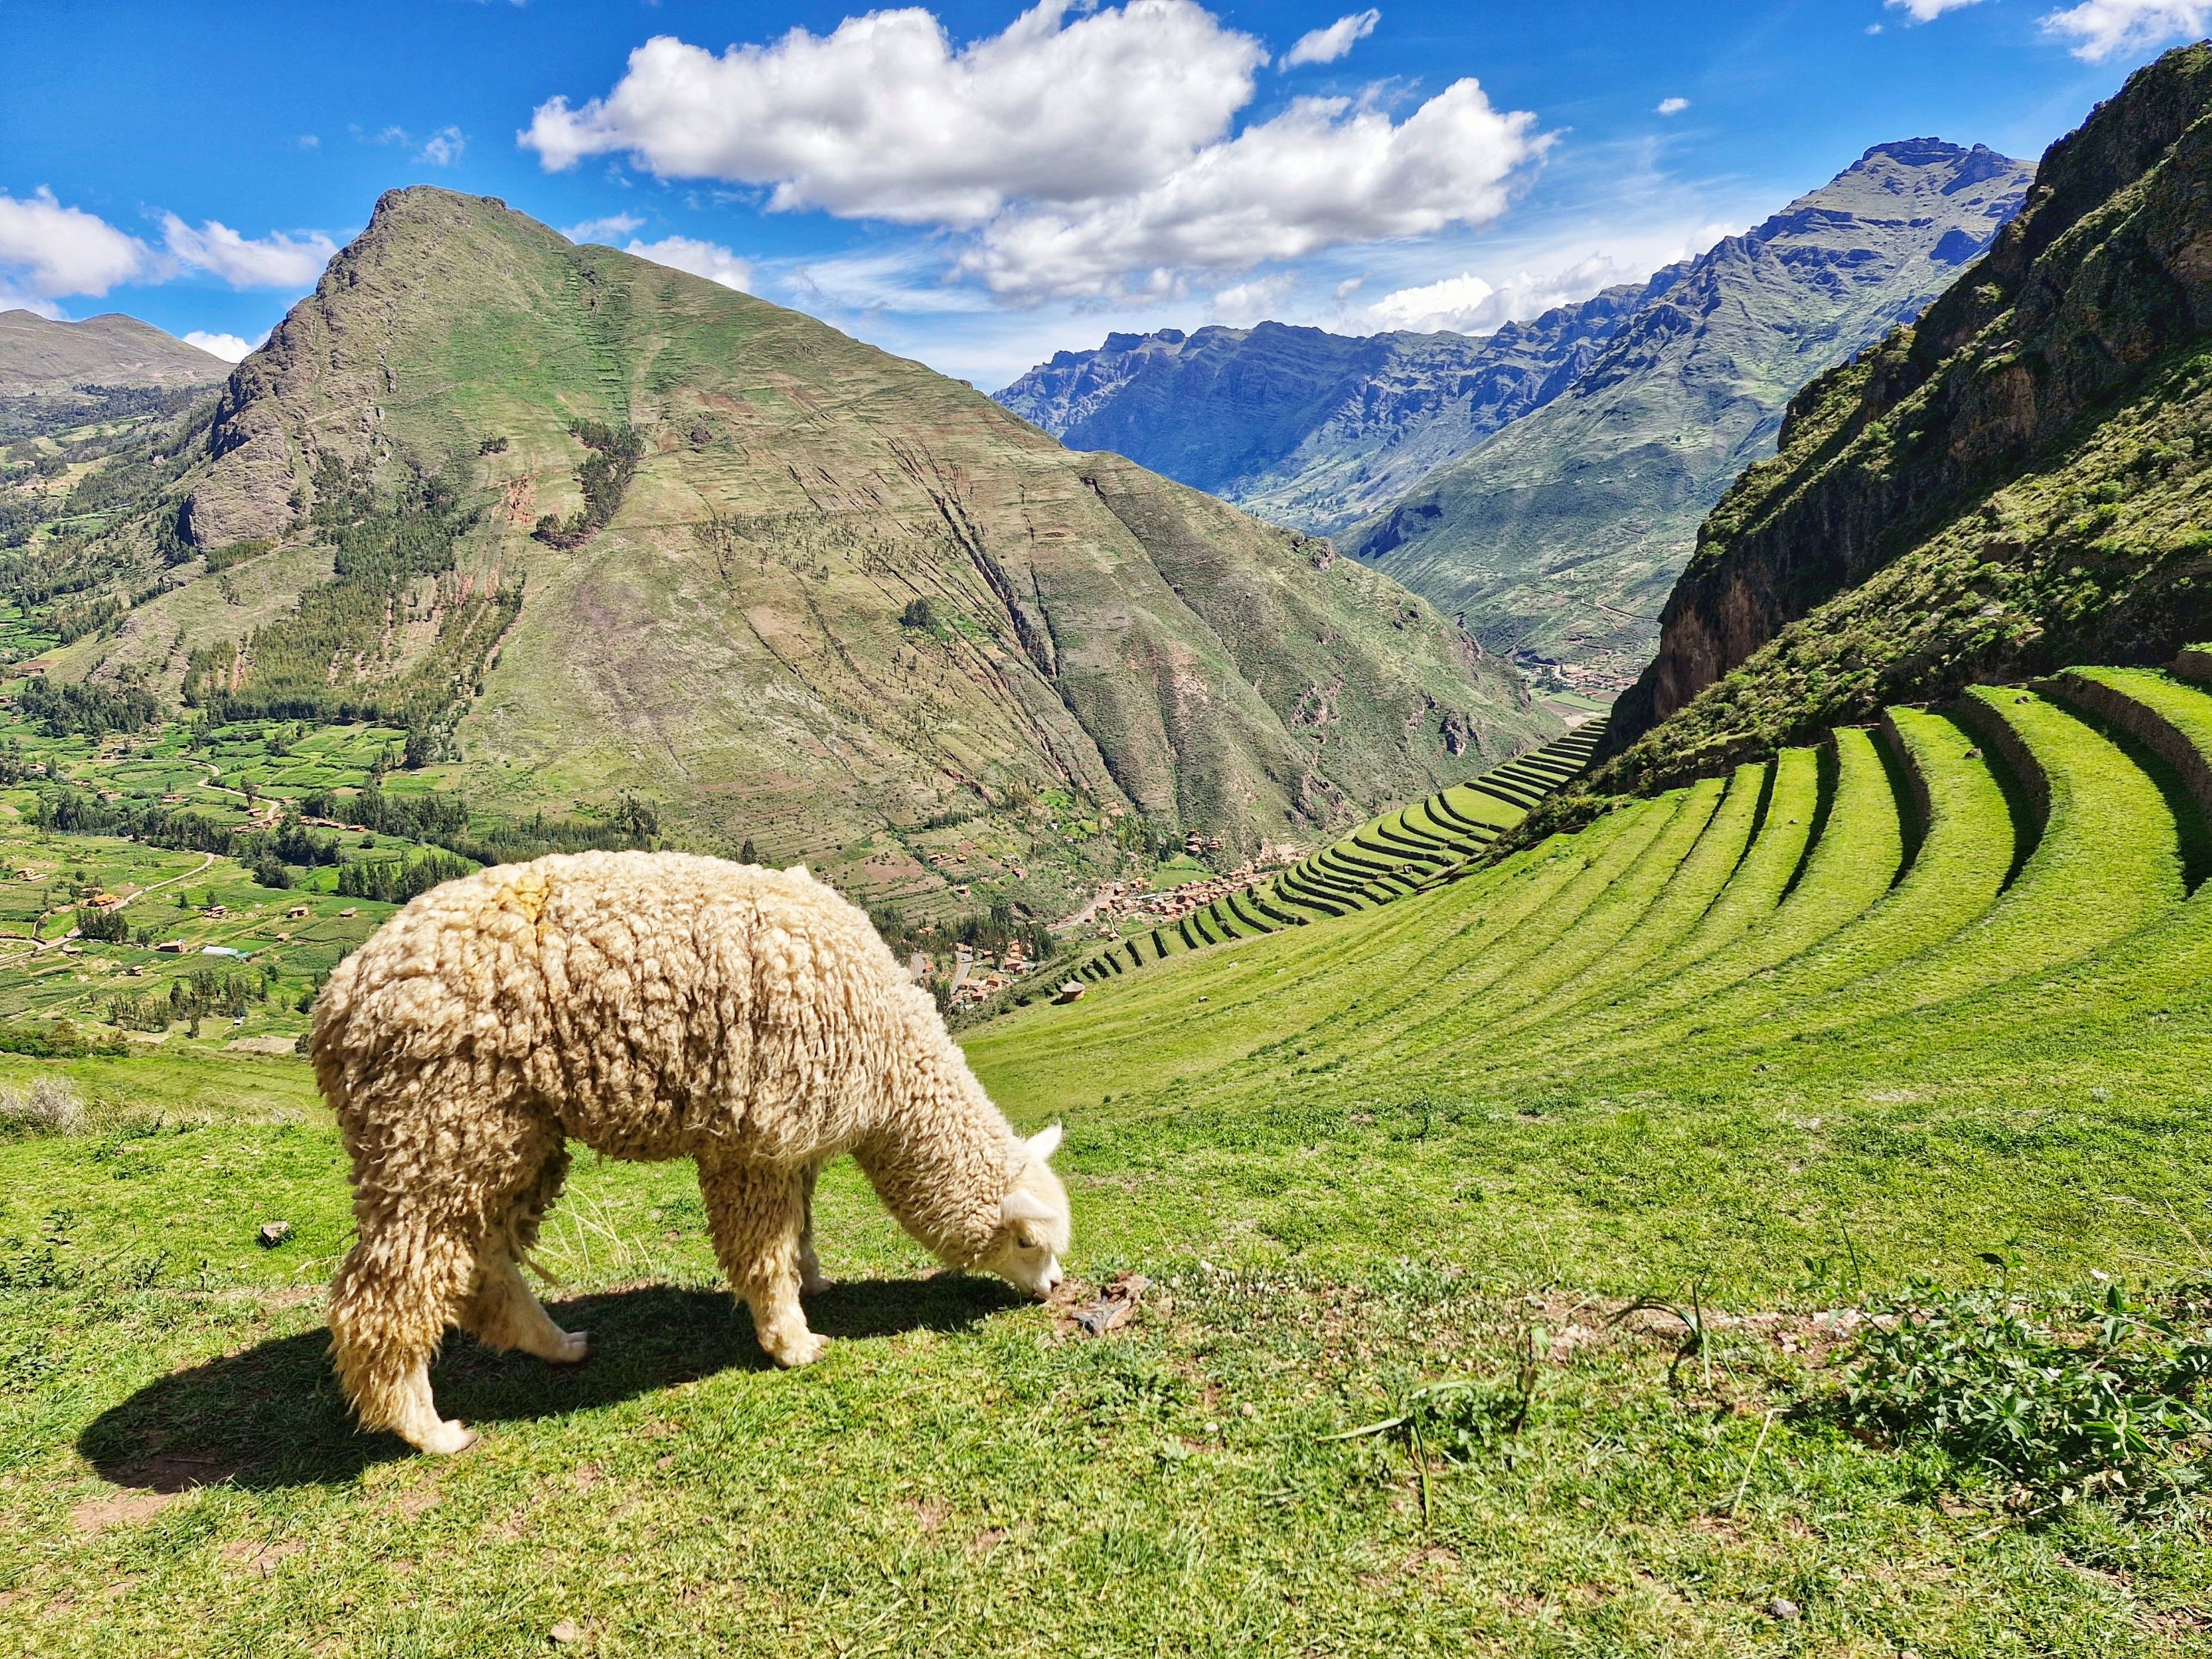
[7,678,2212,1652]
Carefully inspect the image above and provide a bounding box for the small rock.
[1767,1596,1800,1621]
[1238,1402,1257,1419]
[257,1221,292,1249]
[549,1619,581,1645]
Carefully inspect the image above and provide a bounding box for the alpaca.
[312,850,1070,1455]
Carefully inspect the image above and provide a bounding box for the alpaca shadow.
[79,1274,1020,1493]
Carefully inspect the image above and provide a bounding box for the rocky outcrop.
[1611,44,2212,752]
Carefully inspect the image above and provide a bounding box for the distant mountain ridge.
[0,310,228,397]
[1353,138,2034,676]
[998,139,2032,684]
[995,290,1653,534]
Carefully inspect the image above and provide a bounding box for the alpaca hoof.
[418,1419,478,1456]
[548,1330,591,1365]
[800,1271,833,1296]
[767,1330,828,1368]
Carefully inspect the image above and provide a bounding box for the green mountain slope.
[0,310,228,398]
[1351,140,2032,680]
[992,295,1648,535]
[1598,45,2212,795]
[49,188,1552,912]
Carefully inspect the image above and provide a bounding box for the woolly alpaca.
[313,850,1069,1455]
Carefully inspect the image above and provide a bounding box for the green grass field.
[5,677,2212,1654]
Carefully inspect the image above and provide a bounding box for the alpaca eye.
[1016,1230,1038,1250]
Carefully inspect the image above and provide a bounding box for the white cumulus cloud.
[1365,252,1642,335]
[521,2,1543,303]
[564,212,644,242]
[1284,9,1380,67]
[182,330,260,363]
[2041,0,2212,57]
[959,81,1545,302]
[625,235,752,290]
[1656,96,1689,115]
[162,217,339,288]
[0,187,151,300]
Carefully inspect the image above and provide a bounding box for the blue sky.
[1,0,2200,386]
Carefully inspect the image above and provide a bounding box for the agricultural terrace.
[1055,717,1609,991]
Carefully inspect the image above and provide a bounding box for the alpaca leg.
[461,1141,589,1364]
[797,1161,831,1296]
[698,1157,823,1366]
[328,1204,481,1455]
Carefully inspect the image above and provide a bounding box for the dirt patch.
[966,1527,1009,1558]
[219,1537,303,1578]
[911,1498,949,1532]
[223,1035,297,1055]
[71,1490,185,1532]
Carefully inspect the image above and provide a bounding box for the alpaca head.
[975,1123,1069,1298]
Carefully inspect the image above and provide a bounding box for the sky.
[1,0,2204,388]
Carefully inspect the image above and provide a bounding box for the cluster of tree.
[869,898,1054,968]
[296,785,469,842]
[73,904,131,943]
[183,452,514,737]
[13,677,159,738]
[105,965,275,1032]
[336,848,472,904]
[533,419,643,548]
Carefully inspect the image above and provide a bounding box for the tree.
[900,598,935,631]
[740,838,759,865]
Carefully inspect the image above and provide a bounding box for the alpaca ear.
[1026,1122,1064,1162]
[1002,1187,1057,1224]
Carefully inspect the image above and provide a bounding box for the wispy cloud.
[1283,9,1380,68]
[563,212,644,243]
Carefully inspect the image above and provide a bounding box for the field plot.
[6,680,2212,1655]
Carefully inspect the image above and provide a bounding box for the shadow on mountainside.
[79,1275,1020,1492]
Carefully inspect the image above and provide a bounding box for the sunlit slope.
[1060,718,1606,988]
[967,667,2212,1290]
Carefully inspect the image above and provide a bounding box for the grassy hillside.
[0,312,227,399]
[5,667,2210,1653]
[1603,45,2212,790]
[48,187,1550,920]
[1352,141,2032,681]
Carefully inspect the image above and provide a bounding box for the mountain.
[53,187,1552,913]
[1591,43,2212,793]
[1350,140,2035,680]
[993,293,1650,535]
[0,310,228,397]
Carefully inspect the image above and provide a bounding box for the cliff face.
[1604,44,2212,775]
[994,297,1649,535]
[1350,140,2032,677]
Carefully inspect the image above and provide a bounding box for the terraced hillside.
[1056,717,1607,991]
[973,664,2212,1298]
